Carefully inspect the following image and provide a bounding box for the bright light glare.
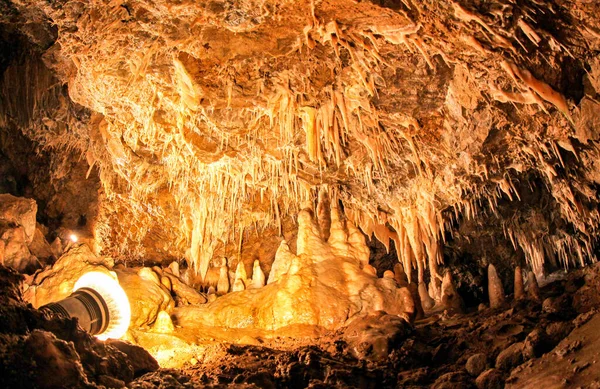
[70,234,78,243]
[74,271,131,340]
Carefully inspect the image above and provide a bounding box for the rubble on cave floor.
[3,256,600,388]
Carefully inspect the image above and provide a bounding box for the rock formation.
[488,264,506,309]
[174,207,415,331]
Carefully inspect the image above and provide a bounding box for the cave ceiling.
[1,0,600,280]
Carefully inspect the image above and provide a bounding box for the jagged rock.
[50,237,63,258]
[27,226,54,263]
[488,264,506,309]
[441,271,464,314]
[0,194,37,243]
[466,353,488,377]
[151,310,175,334]
[0,225,36,272]
[495,342,524,371]
[514,266,524,300]
[527,271,541,302]
[24,330,88,388]
[250,259,265,289]
[475,368,504,389]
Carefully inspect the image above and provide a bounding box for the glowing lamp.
[41,272,131,340]
[69,234,78,243]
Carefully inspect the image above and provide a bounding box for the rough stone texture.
[488,264,506,309]
[522,328,550,360]
[466,353,488,377]
[475,369,504,389]
[27,225,54,262]
[514,266,524,300]
[495,342,524,371]
[0,224,35,272]
[342,312,412,362]
[0,193,36,243]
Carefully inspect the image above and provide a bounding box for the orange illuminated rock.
[174,207,414,332]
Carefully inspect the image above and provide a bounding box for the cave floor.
[127,266,600,389]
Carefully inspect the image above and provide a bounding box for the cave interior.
[1,0,600,388]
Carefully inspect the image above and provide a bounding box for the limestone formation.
[527,272,541,302]
[234,262,247,285]
[217,266,230,296]
[250,260,265,289]
[363,264,377,277]
[393,263,409,287]
[419,282,435,311]
[407,282,425,321]
[232,277,245,292]
[488,264,506,309]
[514,267,525,300]
[152,311,175,334]
[174,208,415,331]
[168,261,180,278]
[441,271,464,314]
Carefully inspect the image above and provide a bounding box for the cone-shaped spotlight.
[41,272,131,340]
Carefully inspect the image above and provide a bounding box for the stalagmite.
[168,261,180,278]
[232,261,248,292]
[250,260,265,289]
[316,189,331,240]
[268,240,296,284]
[232,277,246,292]
[383,270,395,279]
[207,286,217,302]
[514,266,525,300]
[419,282,435,310]
[527,271,541,302]
[217,265,230,296]
[152,310,175,334]
[408,282,425,320]
[488,264,506,309]
[363,264,377,276]
[394,263,409,287]
[441,271,464,314]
